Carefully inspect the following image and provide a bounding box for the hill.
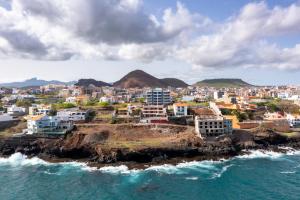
[0,78,75,88]
[75,79,111,87]
[113,70,189,88]
[194,78,253,88]
[160,78,189,88]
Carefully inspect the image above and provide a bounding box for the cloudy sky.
[0,0,300,85]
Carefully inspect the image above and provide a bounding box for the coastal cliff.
[0,124,300,168]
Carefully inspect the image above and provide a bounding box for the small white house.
[29,104,51,116]
[65,97,77,103]
[173,103,188,116]
[7,105,27,116]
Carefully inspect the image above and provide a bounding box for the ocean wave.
[1,148,300,175]
[236,148,300,160]
[185,176,199,180]
[210,164,233,179]
[236,150,284,160]
[0,153,49,167]
[280,171,296,174]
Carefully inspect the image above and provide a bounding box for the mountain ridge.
[194,78,253,88]
[113,70,189,88]
[0,78,76,88]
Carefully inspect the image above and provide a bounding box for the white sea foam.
[185,176,199,180]
[280,171,296,174]
[211,164,233,179]
[0,153,49,167]
[1,148,300,175]
[236,150,284,160]
[98,165,141,174]
[146,164,183,174]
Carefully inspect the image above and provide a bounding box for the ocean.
[0,149,300,200]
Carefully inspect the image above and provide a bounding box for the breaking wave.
[1,147,300,176]
[0,153,49,166]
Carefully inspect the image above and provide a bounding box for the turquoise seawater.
[0,149,300,200]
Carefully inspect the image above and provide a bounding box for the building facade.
[27,115,73,135]
[146,88,171,105]
[173,103,188,116]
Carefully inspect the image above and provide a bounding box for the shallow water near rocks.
[0,150,300,200]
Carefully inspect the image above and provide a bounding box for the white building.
[7,105,27,116]
[29,104,51,116]
[146,88,171,105]
[213,91,224,100]
[57,110,86,121]
[0,112,15,122]
[173,103,188,116]
[195,116,232,137]
[277,92,290,99]
[194,104,232,137]
[26,115,73,135]
[286,114,300,128]
[65,97,77,104]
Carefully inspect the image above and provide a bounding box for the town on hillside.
[0,70,300,140]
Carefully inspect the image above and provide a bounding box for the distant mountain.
[160,78,189,88]
[194,78,253,88]
[0,78,76,88]
[75,79,111,87]
[113,70,189,88]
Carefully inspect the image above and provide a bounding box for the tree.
[16,99,32,107]
[85,110,96,122]
[48,105,57,116]
[232,110,248,122]
[85,99,99,106]
[99,102,109,107]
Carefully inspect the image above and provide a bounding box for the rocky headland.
[0,124,300,169]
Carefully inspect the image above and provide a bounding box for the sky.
[0,0,300,85]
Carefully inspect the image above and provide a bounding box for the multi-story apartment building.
[26,115,73,135]
[194,103,233,137]
[141,105,168,123]
[195,115,232,137]
[146,88,171,105]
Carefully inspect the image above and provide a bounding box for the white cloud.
[0,0,205,61]
[0,1,300,71]
[177,2,300,70]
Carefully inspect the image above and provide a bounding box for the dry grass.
[0,121,27,138]
[74,124,200,150]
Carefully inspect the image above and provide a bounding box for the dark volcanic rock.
[0,128,300,166]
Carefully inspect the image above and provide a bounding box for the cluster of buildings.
[1,82,300,138]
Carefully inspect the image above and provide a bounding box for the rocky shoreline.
[1,125,300,169]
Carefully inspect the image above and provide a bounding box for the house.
[65,97,77,104]
[56,110,87,122]
[173,103,188,116]
[0,111,16,122]
[75,95,90,105]
[264,112,284,120]
[29,104,51,116]
[214,91,224,100]
[26,115,73,135]
[7,105,27,116]
[223,93,237,104]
